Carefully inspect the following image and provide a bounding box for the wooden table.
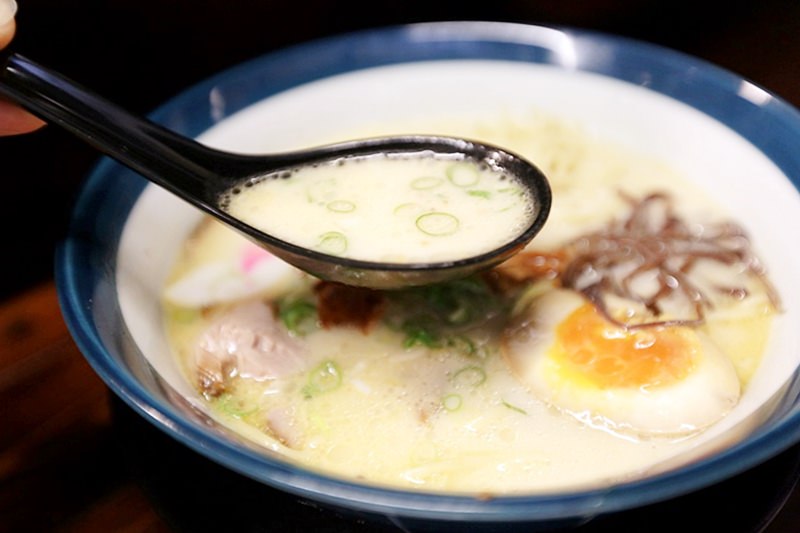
[0,282,169,533]
[2,281,799,532]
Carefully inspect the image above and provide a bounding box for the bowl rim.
[56,20,800,523]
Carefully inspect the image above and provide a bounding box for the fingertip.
[0,17,14,49]
[0,0,17,49]
[0,99,46,135]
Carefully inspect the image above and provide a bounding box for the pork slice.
[194,301,308,395]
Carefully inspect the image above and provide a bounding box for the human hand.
[0,0,45,135]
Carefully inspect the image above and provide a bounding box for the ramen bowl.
[57,21,800,531]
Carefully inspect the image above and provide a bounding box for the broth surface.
[162,111,777,494]
[222,155,533,263]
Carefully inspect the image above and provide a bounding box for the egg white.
[502,288,741,438]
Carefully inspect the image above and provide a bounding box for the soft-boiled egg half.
[502,288,741,437]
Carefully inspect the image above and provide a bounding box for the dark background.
[3,0,800,300]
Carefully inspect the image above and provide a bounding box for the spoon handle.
[0,51,231,207]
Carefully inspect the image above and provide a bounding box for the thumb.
[0,0,17,49]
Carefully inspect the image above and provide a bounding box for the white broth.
[161,111,778,495]
[221,154,534,263]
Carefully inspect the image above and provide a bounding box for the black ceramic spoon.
[0,51,551,289]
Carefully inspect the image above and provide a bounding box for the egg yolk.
[552,303,698,389]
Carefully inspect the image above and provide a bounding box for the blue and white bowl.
[57,21,800,530]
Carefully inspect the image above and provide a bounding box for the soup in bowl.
[58,21,800,530]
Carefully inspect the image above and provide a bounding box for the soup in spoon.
[220,153,536,264]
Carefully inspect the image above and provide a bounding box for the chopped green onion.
[416,212,459,236]
[385,276,506,352]
[316,231,348,255]
[403,324,440,349]
[216,393,258,418]
[326,200,356,213]
[411,176,444,190]
[511,281,554,318]
[394,202,423,217]
[467,190,491,199]
[447,162,480,187]
[446,305,471,325]
[278,299,317,336]
[387,276,503,348]
[452,365,487,387]
[303,360,342,398]
[442,394,463,412]
[446,335,476,356]
[498,186,523,196]
[305,177,337,203]
[502,399,527,415]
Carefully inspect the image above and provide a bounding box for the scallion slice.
[278,299,317,336]
[498,185,523,196]
[467,190,491,199]
[447,162,480,187]
[303,360,342,398]
[394,202,423,216]
[411,176,444,190]
[326,200,356,213]
[442,394,463,412]
[452,365,487,387]
[502,399,528,415]
[402,324,439,349]
[416,212,459,236]
[446,335,476,356]
[316,231,348,255]
[305,177,338,204]
[217,393,258,418]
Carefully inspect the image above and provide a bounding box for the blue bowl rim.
[55,20,800,523]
